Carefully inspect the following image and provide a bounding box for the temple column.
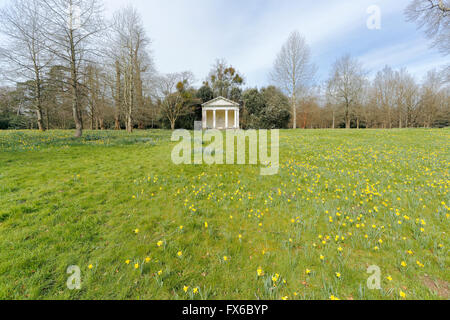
[225,110,228,129]
[237,109,240,129]
[202,110,207,129]
[213,109,216,129]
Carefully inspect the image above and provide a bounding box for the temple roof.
[201,96,240,107]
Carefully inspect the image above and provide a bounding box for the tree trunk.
[302,112,307,129]
[345,103,350,129]
[344,98,351,129]
[36,108,44,131]
[125,53,134,133]
[134,44,144,127]
[126,83,133,133]
[388,108,392,129]
[406,106,411,128]
[33,68,45,131]
[73,92,83,138]
[292,93,297,129]
[45,106,50,130]
[69,30,82,138]
[127,110,133,133]
[114,60,122,130]
[90,110,95,130]
[332,110,335,129]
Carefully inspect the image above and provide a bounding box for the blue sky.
[1,0,449,87]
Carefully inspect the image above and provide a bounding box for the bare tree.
[84,63,110,130]
[271,31,316,129]
[373,66,398,129]
[111,5,154,133]
[156,72,194,130]
[419,69,444,127]
[0,0,52,131]
[327,55,366,129]
[393,69,419,128]
[406,0,450,54]
[41,0,105,137]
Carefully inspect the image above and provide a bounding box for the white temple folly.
[201,97,240,130]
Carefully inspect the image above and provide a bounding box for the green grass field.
[0,129,449,300]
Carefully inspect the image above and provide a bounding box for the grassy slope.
[0,129,448,300]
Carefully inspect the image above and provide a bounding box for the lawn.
[0,129,448,300]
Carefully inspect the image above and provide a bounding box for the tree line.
[0,0,448,135]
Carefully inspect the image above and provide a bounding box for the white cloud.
[358,38,450,81]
